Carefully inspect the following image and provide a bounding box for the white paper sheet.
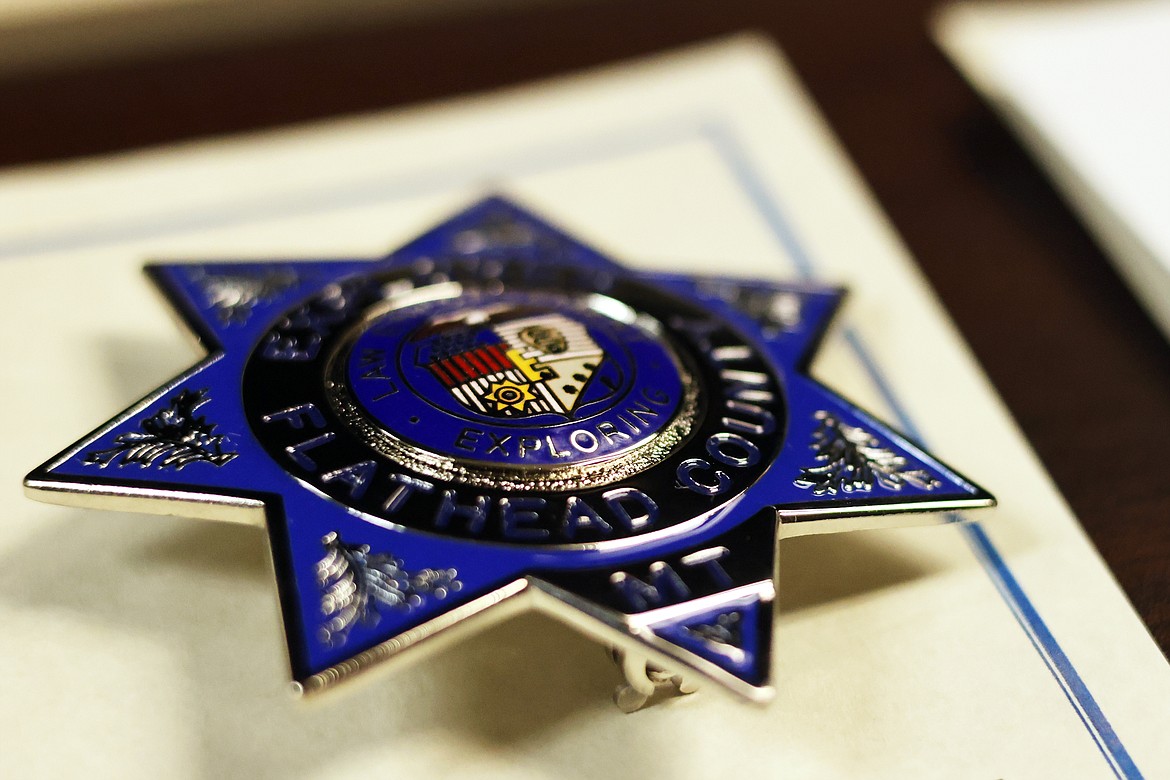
[936,0,1170,340]
[1,35,1167,779]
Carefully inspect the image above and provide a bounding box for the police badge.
[25,197,993,711]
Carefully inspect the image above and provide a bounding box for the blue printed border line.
[1,112,1141,778]
[706,122,1142,780]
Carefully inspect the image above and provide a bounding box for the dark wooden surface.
[3,0,1167,654]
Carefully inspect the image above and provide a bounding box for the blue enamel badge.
[25,197,993,710]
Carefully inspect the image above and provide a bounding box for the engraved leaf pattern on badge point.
[794,410,941,496]
[84,388,238,470]
[193,267,299,325]
[695,279,804,336]
[316,531,462,648]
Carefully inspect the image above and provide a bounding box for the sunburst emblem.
[484,378,537,412]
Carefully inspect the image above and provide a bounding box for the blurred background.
[2,0,1167,653]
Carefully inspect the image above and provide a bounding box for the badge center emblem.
[322,287,704,494]
[341,290,689,459]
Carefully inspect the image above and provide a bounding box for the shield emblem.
[417,311,604,419]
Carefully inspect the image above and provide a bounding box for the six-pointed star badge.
[25,197,993,710]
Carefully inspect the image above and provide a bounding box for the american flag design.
[416,311,605,418]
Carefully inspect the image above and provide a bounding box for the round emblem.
[326,289,698,489]
[241,257,786,548]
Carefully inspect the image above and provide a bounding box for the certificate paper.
[2,36,1167,778]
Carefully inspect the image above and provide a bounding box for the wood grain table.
[3,0,1167,655]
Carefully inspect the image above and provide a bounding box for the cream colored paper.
[1,36,1167,778]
